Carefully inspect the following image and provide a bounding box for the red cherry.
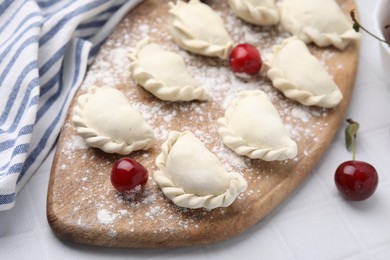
[334,160,378,201]
[229,43,262,77]
[111,158,148,192]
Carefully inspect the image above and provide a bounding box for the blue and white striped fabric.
[0,0,143,211]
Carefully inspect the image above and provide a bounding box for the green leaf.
[353,22,360,32]
[345,119,359,151]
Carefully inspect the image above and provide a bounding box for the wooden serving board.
[47,0,359,248]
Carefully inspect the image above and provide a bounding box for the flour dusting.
[54,0,345,239]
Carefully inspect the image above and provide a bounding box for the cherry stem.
[352,133,357,161]
[350,10,389,45]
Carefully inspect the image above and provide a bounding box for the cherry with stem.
[334,119,378,201]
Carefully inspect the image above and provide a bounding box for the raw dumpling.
[72,87,155,155]
[129,39,208,101]
[279,0,359,49]
[217,90,297,161]
[265,37,343,108]
[129,38,208,101]
[168,0,233,59]
[227,0,279,26]
[154,131,247,209]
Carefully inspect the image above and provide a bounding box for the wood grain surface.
[47,0,359,248]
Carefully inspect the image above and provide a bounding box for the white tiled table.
[1,1,390,259]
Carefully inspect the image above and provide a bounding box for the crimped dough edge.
[227,0,279,26]
[128,38,208,102]
[154,131,247,210]
[217,90,298,161]
[72,86,154,155]
[168,0,233,59]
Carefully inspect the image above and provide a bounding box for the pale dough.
[72,87,155,155]
[154,131,247,209]
[265,37,343,108]
[129,38,208,101]
[279,0,359,49]
[168,0,233,59]
[217,90,297,161]
[227,0,279,25]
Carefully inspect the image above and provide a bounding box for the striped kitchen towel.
[0,0,143,211]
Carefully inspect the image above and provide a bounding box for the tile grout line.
[268,221,297,260]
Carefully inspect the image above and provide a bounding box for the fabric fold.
[0,0,143,211]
